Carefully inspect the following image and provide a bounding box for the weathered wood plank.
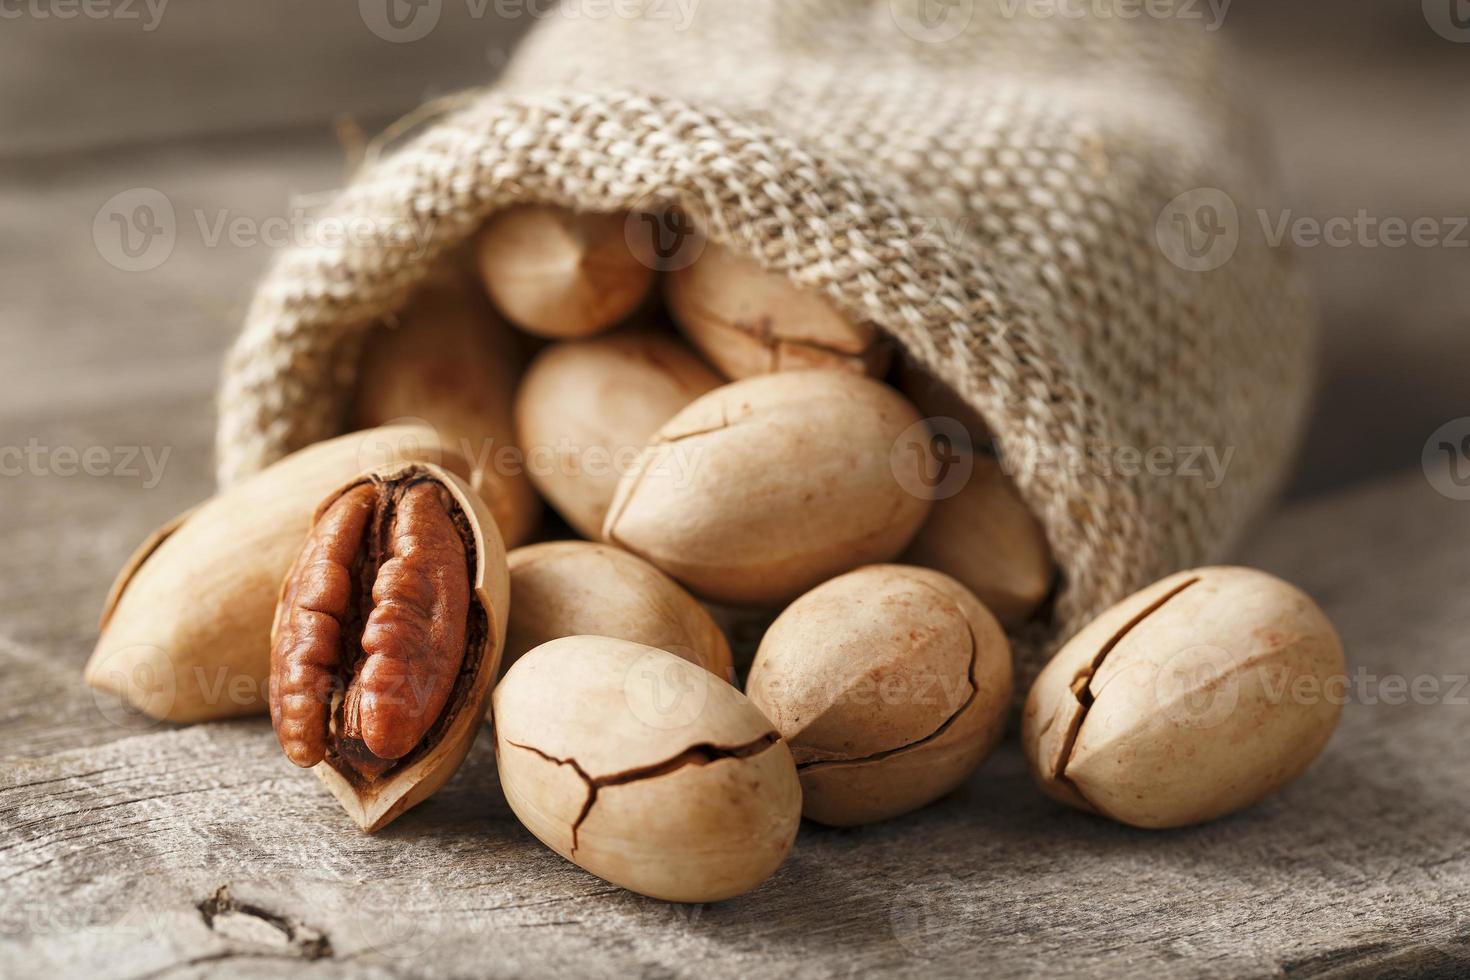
[4,468,1469,979]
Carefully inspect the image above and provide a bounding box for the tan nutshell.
[87,426,464,724]
[602,371,933,605]
[351,268,540,547]
[504,542,733,681]
[269,462,509,832]
[903,455,1056,628]
[665,243,889,379]
[476,205,654,339]
[1022,566,1346,829]
[514,330,721,538]
[746,565,1013,826]
[494,636,802,903]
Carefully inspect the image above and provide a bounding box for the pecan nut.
[269,462,509,831]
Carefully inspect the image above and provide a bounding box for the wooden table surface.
[2,3,1468,978]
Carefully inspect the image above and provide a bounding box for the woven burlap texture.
[217,0,1315,679]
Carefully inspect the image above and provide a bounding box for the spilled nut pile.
[87,205,1346,903]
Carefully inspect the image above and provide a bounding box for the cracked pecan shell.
[745,565,1013,826]
[512,329,720,540]
[1021,567,1344,829]
[270,461,509,832]
[665,243,890,379]
[493,636,801,903]
[503,541,733,682]
[602,370,933,606]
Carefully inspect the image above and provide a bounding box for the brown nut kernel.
[504,541,733,682]
[476,205,654,339]
[665,243,890,379]
[746,565,1013,826]
[270,461,510,831]
[1022,566,1345,829]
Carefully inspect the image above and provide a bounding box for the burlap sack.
[217,0,1315,681]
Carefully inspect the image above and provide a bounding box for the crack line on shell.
[679,295,879,364]
[601,408,748,557]
[795,579,980,773]
[1053,576,1203,812]
[505,733,780,855]
[653,404,749,446]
